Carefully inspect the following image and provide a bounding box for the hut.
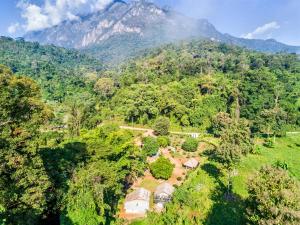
[183,158,199,169]
[154,183,175,204]
[124,188,151,214]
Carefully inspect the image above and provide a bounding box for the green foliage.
[211,112,233,137]
[149,157,174,180]
[1,37,300,224]
[216,119,253,168]
[153,117,170,136]
[0,66,52,224]
[274,160,289,170]
[61,161,118,225]
[246,166,300,224]
[0,37,102,101]
[60,128,145,225]
[157,136,170,147]
[94,78,116,99]
[143,137,159,156]
[263,138,275,148]
[182,138,199,152]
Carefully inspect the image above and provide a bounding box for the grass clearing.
[233,135,300,197]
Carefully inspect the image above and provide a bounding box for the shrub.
[182,138,199,152]
[149,157,174,180]
[263,138,274,148]
[143,137,159,156]
[176,177,182,181]
[274,160,289,170]
[157,136,170,147]
[153,117,170,136]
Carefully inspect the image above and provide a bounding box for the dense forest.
[0,36,102,101]
[0,38,300,225]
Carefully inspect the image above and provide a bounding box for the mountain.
[24,0,300,64]
[0,36,102,100]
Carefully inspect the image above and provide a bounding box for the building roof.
[183,158,199,168]
[125,188,151,202]
[154,183,175,196]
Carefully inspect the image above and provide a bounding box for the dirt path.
[120,126,200,137]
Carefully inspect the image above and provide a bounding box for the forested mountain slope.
[0,36,102,101]
[105,40,300,132]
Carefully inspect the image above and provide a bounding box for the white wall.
[124,200,149,214]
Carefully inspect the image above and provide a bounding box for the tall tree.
[246,166,300,225]
[215,118,253,194]
[0,65,52,224]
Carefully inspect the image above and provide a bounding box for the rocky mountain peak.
[24,0,299,64]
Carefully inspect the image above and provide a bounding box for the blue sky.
[1,0,299,45]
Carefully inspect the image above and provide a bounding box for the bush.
[176,177,182,181]
[157,136,170,147]
[149,157,174,180]
[143,137,159,156]
[153,117,170,136]
[182,138,199,152]
[263,138,274,148]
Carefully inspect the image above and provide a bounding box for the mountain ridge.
[24,0,300,64]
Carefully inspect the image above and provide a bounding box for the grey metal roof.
[154,183,175,196]
[183,158,199,168]
[125,188,151,202]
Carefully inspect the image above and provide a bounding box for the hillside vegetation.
[0,38,299,225]
[0,37,102,101]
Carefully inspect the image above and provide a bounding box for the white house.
[154,183,175,204]
[124,188,151,214]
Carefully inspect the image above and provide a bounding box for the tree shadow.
[201,162,225,190]
[39,141,89,225]
[204,192,246,225]
[201,163,246,225]
[201,148,224,164]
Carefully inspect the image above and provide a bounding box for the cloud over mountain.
[242,21,280,39]
[16,0,113,32]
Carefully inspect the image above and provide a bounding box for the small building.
[190,133,199,139]
[124,188,151,214]
[183,158,199,169]
[154,183,175,204]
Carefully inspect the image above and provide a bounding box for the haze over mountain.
[24,0,300,63]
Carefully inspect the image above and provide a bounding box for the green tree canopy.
[0,65,52,224]
[149,157,174,180]
[182,138,199,152]
[246,166,300,225]
[143,137,159,156]
[153,117,170,136]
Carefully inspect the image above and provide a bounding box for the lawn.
[233,135,300,197]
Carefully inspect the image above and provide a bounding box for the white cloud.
[15,0,113,32]
[242,21,280,39]
[91,0,112,11]
[8,23,21,34]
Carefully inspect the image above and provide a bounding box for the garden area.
[130,134,300,225]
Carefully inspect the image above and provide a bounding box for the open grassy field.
[233,135,300,198]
